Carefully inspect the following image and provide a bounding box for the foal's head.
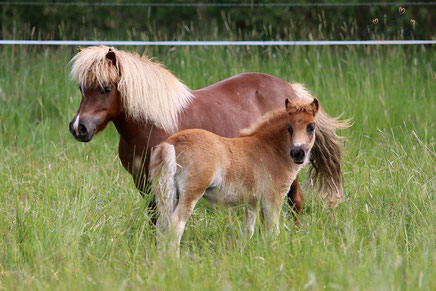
[68,47,122,142]
[285,98,319,164]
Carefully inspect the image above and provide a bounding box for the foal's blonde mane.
[239,99,316,137]
[69,46,193,133]
[239,109,287,137]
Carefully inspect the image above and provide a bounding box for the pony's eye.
[307,123,315,133]
[101,87,111,95]
[288,124,293,135]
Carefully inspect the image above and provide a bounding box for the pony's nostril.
[78,123,87,136]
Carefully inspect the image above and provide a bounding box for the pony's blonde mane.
[290,83,314,102]
[69,46,193,133]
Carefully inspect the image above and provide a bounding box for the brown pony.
[150,98,319,251]
[68,46,348,214]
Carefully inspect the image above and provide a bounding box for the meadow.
[0,44,434,290]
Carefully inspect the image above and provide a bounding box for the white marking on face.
[73,114,80,135]
[293,143,303,148]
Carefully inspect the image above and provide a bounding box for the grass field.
[0,44,434,290]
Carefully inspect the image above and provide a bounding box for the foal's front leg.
[261,196,284,235]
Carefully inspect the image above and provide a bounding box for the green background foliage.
[1,0,435,40]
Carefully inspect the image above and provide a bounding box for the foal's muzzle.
[69,117,96,143]
[290,146,306,164]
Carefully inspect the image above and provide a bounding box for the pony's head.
[68,46,122,142]
[285,97,319,164]
[68,45,192,142]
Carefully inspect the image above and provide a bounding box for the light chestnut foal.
[150,98,319,251]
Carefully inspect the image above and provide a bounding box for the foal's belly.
[202,185,257,207]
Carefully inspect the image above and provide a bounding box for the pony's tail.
[291,83,351,206]
[149,143,178,231]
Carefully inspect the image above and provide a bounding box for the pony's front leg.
[243,205,257,239]
[287,176,303,219]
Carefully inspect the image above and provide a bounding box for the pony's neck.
[113,110,167,147]
[116,51,193,134]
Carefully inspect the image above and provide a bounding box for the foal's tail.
[149,143,178,225]
[291,83,351,206]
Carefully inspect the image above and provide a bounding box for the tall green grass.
[0,44,434,290]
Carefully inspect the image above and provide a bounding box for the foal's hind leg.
[287,175,303,221]
[168,190,204,254]
[244,205,257,239]
[167,175,212,253]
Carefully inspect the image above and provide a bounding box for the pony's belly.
[202,186,256,207]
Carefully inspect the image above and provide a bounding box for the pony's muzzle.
[290,146,306,164]
[69,117,96,143]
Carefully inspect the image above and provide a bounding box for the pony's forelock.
[69,46,118,90]
[69,46,193,133]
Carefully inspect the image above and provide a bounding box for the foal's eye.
[307,123,315,133]
[288,124,293,135]
[101,86,112,95]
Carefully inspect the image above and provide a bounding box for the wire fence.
[2,2,434,45]
[0,40,435,46]
[1,1,436,7]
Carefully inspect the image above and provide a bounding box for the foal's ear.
[310,98,320,115]
[106,48,117,67]
[285,98,292,110]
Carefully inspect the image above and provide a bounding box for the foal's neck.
[251,114,290,155]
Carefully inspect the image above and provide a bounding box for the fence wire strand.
[0,40,435,46]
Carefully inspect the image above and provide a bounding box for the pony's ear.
[310,98,320,115]
[106,48,117,67]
